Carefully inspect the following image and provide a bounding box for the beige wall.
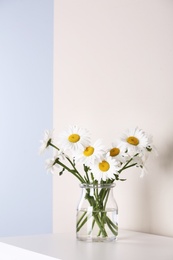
[53,0,173,237]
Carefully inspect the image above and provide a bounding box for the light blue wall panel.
[0,0,53,236]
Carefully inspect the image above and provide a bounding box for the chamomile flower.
[74,139,105,166]
[45,156,62,174]
[45,149,66,174]
[58,125,90,152]
[131,155,144,168]
[54,149,67,161]
[39,130,53,154]
[131,154,149,177]
[119,127,152,155]
[107,142,128,164]
[90,155,120,182]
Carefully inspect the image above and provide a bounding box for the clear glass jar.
[76,183,118,242]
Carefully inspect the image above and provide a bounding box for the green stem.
[55,159,85,183]
[106,217,118,236]
[49,142,87,183]
[93,212,108,237]
[106,216,118,230]
[118,153,139,174]
[77,213,91,232]
[103,190,110,210]
[76,211,87,229]
[49,142,59,150]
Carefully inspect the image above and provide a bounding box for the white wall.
[53,0,173,237]
[0,0,53,236]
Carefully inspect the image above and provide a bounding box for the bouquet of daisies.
[40,125,154,240]
[40,125,153,182]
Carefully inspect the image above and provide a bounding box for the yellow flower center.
[127,136,139,146]
[68,134,80,143]
[99,160,110,172]
[110,147,120,157]
[83,146,94,157]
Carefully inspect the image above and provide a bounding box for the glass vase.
[76,183,118,242]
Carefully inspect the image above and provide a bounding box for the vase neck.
[79,183,115,189]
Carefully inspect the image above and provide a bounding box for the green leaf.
[146,146,152,152]
[119,178,127,181]
[59,168,65,176]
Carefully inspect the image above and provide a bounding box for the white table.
[0,229,173,260]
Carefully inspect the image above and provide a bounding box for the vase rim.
[79,183,116,188]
